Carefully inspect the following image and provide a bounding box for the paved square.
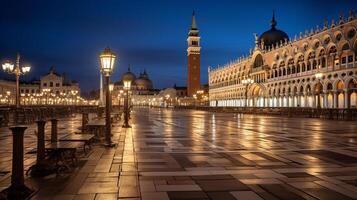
[1,108,357,199]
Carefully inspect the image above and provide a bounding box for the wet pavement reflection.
[0,108,357,199]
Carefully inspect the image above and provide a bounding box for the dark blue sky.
[0,0,355,92]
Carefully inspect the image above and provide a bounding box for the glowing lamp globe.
[123,80,131,90]
[99,47,116,75]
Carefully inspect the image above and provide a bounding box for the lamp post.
[242,77,254,107]
[2,53,31,108]
[109,83,114,111]
[99,47,116,147]
[123,80,131,128]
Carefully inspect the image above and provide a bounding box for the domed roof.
[121,67,136,82]
[258,12,289,49]
[135,70,153,90]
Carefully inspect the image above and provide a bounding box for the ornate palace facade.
[209,12,357,108]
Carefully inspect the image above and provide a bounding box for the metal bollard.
[36,120,46,163]
[0,126,34,199]
[27,120,54,177]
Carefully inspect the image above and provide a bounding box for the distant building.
[112,67,159,106]
[40,67,80,95]
[0,67,81,105]
[209,12,357,108]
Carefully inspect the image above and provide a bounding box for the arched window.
[321,58,326,68]
[341,43,350,51]
[253,54,264,68]
[313,60,317,69]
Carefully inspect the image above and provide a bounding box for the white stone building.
[209,12,357,109]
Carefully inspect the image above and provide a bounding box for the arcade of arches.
[209,13,357,109]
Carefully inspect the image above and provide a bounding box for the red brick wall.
[187,54,200,96]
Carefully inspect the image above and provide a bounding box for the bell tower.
[187,11,201,96]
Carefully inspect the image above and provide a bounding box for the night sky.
[0,0,355,92]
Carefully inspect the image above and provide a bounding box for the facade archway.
[313,82,323,108]
[248,84,266,107]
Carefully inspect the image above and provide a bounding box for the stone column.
[312,94,317,108]
[0,126,33,199]
[333,91,338,108]
[51,119,58,143]
[323,93,328,108]
[345,90,350,109]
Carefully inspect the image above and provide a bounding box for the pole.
[99,72,104,107]
[105,75,113,146]
[123,89,130,128]
[15,53,20,108]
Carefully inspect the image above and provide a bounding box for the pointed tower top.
[191,10,198,30]
[271,10,277,29]
[128,64,131,72]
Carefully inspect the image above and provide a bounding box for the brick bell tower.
[187,11,201,96]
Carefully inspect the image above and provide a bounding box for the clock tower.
[187,11,201,96]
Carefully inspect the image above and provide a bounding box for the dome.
[121,67,136,82]
[258,12,289,49]
[135,70,153,90]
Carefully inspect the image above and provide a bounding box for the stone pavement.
[1,108,357,199]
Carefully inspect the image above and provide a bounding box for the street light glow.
[99,47,116,75]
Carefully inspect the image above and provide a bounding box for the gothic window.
[341,43,350,51]
[347,29,356,39]
[313,60,317,69]
[328,45,337,54]
[253,54,264,68]
[321,58,326,68]
[348,55,353,63]
[50,82,53,87]
[307,62,311,71]
[192,41,198,46]
[324,37,330,45]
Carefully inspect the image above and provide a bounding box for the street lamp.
[99,47,116,147]
[123,80,131,128]
[2,53,31,108]
[242,77,254,107]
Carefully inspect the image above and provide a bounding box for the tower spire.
[191,10,197,30]
[271,10,277,29]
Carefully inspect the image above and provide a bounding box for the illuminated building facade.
[187,12,201,96]
[209,12,357,108]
